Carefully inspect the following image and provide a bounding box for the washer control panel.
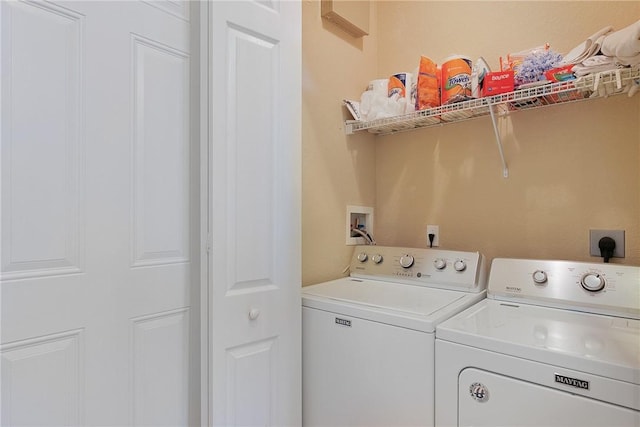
[350,245,487,293]
[488,258,640,319]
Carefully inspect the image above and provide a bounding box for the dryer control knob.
[434,258,447,270]
[581,273,605,292]
[372,254,383,264]
[399,254,414,268]
[357,252,368,263]
[454,259,467,272]
[532,270,548,284]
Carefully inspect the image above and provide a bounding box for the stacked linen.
[562,20,640,70]
[574,24,640,98]
[561,20,640,98]
[601,19,640,66]
[572,55,618,77]
[560,26,613,66]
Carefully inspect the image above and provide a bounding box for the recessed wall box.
[321,0,370,38]
[346,205,374,245]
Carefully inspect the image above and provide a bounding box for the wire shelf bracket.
[488,103,508,178]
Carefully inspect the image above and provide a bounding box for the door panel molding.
[131,308,190,426]
[1,0,85,280]
[1,329,84,426]
[225,337,278,426]
[131,33,191,268]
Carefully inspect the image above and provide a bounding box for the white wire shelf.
[345,67,640,136]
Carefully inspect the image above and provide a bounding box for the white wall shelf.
[345,68,640,178]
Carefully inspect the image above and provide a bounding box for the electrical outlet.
[589,229,625,258]
[427,225,439,247]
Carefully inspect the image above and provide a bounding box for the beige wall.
[302,0,378,285]
[302,1,640,285]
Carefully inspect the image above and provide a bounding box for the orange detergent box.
[482,71,514,97]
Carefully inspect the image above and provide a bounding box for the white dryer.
[302,245,487,427]
[436,258,640,426]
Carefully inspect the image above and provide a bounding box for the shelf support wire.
[488,103,509,178]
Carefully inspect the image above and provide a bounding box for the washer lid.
[302,277,485,332]
[436,299,640,384]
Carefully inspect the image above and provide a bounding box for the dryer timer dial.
[581,273,605,292]
[532,270,548,284]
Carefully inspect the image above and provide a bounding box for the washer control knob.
[356,252,368,263]
[434,258,447,270]
[372,254,383,264]
[454,259,467,272]
[532,270,548,284]
[399,254,415,269]
[581,273,605,292]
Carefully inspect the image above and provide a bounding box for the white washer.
[436,258,640,427]
[302,245,487,426]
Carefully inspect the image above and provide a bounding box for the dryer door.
[458,368,639,426]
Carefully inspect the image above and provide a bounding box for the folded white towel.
[601,19,640,58]
[561,26,613,65]
[571,55,619,77]
[581,55,616,67]
[573,66,621,77]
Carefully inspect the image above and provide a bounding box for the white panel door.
[205,1,301,425]
[1,1,198,425]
